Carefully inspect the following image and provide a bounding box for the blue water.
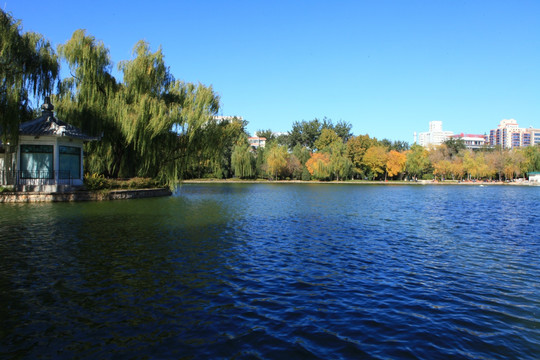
[0,183,539,359]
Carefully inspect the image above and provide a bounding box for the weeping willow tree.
[55,31,224,186]
[181,116,247,179]
[55,29,122,177]
[231,140,255,179]
[0,9,58,146]
[115,41,222,184]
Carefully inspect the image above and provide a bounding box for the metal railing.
[1,170,72,186]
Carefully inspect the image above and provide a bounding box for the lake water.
[1,183,539,359]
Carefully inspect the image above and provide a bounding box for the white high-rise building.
[417,121,453,147]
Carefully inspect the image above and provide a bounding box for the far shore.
[182,179,537,186]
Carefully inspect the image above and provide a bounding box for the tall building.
[525,127,540,146]
[417,121,453,147]
[489,119,540,148]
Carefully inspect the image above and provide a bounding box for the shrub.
[84,173,110,190]
[84,175,160,191]
[122,177,159,189]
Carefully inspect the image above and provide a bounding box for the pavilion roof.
[19,97,98,141]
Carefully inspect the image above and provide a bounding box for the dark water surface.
[1,183,539,359]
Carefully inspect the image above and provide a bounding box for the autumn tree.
[306,152,331,180]
[462,151,477,180]
[265,143,288,180]
[504,150,525,180]
[450,157,465,180]
[485,147,506,181]
[363,146,388,180]
[286,154,303,180]
[386,150,407,179]
[433,159,452,181]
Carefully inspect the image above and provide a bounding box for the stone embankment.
[0,188,172,203]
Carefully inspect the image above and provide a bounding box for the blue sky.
[5,0,540,141]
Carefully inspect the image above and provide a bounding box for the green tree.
[378,138,392,149]
[287,117,352,150]
[330,120,353,142]
[254,146,267,178]
[1,10,59,144]
[390,140,410,152]
[521,145,540,173]
[292,144,311,165]
[288,118,323,150]
[346,134,378,178]
[56,31,221,186]
[328,141,352,181]
[255,129,275,143]
[55,30,122,177]
[405,144,430,180]
[314,128,340,151]
[231,141,254,179]
[443,138,466,157]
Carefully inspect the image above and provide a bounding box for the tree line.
[231,122,540,182]
[2,9,539,185]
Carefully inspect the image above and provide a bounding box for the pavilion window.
[20,145,53,179]
[59,146,81,179]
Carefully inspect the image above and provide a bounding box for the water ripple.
[0,184,539,359]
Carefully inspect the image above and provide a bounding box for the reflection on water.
[1,184,539,359]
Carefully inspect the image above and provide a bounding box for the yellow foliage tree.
[450,157,464,180]
[386,150,407,178]
[265,144,288,180]
[433,159,452,181]
[363,146,388,180]
[306,153,331,180]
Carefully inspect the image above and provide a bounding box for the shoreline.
[182,179,537,186]
[0,188,172,203]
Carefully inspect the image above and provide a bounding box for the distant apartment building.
[248,136,266,149]
[450,133,487,149]
[525,127,540,146]
[488,119,540,148]
[213,115,244,123]
[416,121,453,147]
